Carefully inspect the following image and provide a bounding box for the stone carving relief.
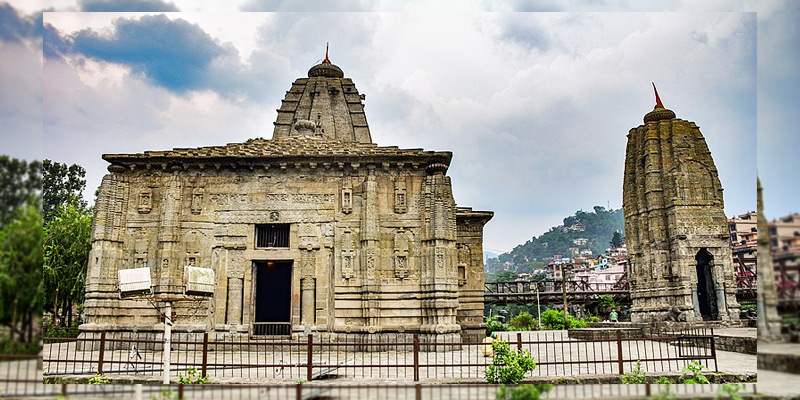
[184,231,202,267]
[435,247,445,273]
[134,235,149,269]
[457,244,470,285]
[394,229,410,279]
[138,190,152,214]
[341,188,353,214]
[394,178,407,214]
[191,187,204,214]
[365,248,377,277]
[341,230,355,279]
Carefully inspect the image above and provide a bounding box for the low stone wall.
[715,335,756,355]
[567,327,644,341]
[758,351,800,374]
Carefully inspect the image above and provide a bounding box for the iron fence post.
[296,383,303,400]
[201,332,209,377]
[97,331,106,374]
[645,383,651,396]
[517,332,523,351]
[306,334,313,382]
[178,383,184,400]
[616,330,623,375]
[415,383,422,400]
[710,327,718,372]
[413,334,420,382]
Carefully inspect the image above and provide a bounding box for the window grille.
[256,224,290,248]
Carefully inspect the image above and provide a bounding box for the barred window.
[256,224,290,248]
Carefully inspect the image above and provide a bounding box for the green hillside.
[486,206,624,281]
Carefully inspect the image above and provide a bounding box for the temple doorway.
[252,260,293,336]
[695,249,719,320]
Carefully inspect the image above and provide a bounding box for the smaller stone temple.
[80,51,493,343]
[757,178,782,339]
[622,85,740,324]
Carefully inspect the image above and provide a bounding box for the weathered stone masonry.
[623,90,739,324]
[80,56,493,342]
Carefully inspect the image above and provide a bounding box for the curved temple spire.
[652,82,664,108]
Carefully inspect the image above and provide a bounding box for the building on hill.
[769,213,800,253]
[81,53,493,343]
[729,211,757,247]
[622,85,739,323]
[729,211,757,278]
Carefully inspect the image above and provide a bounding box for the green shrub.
[43,318,80,338]
[620,360,647,384]
[177,366,209,384]
[495,384,552,400]
[588,316,601,323]
[485,340,537,384]
[509,312,538,331]
[151,387,180,400]
[485,314,511,333]
[714,384,744,400]
[648,383,677,400]
[568,316,587,329]
[540,310,565,330]
[87,372,110,384]
[540,309,588,330]
[653,376,674,384]
[599,295,616,309]
[678,362,709,384]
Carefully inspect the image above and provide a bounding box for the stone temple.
[622,86,739,324]
[80,53,493,342]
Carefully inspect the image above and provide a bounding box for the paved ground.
[755,370,800,398]
[715,327,757,338]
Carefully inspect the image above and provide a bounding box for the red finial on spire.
[652,82,664,108]
[324,42,330,64]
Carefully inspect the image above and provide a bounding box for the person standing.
[609,308,618,323]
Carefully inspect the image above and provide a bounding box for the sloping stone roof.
[103,137,452,166]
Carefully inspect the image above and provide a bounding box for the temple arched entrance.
[695,248,719,320]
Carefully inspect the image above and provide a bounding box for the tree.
[0,156,41,226]
[610,230,624,248]
[0,203,43,346]
[43,159,86,224]
[489,269,521,283]
[43,202,92,329]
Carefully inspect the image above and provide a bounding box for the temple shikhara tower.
[757,178,782,339]
[81,50,493,342]
[622,85,739,324]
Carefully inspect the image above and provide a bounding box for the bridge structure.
[485,253,799,311]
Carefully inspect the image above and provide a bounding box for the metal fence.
[0,380,762,400]
[42,328,716,383]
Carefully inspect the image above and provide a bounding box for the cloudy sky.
[3,1,797,254]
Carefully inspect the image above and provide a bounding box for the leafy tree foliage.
[43,159,86,224]
[0,156,41,226]
[43,202,92,330]
[0,204,43,348]
[610,230,624,248]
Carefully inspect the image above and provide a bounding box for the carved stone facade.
[622,89,739,324]
[80,56,493,342]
